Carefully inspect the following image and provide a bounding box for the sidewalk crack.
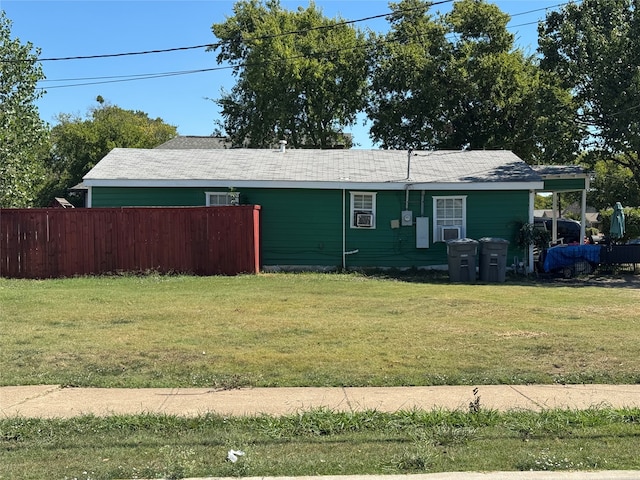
[508,385,544,409]
[341,386,354,412]
[3,385,61,409]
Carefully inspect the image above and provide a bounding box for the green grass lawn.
[2,408,640,479]
[1,272,639,388]
[2,272,640,479]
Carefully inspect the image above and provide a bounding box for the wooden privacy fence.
[0,206,261,278]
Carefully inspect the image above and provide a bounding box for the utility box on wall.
[401,210,413,226]
[416,217,429,248]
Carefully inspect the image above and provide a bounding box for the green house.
[83,147,550,271]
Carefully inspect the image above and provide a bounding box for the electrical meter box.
[401,210,413,226]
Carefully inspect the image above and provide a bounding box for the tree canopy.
[39,100,177,206]
[210,0,369,148]
[367,0,581,164]
[0,11,49,208]
[539,0,640,193]
[587,158,640,210]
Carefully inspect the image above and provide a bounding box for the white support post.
[580,188,587,245]
[528,190,535,273]
[552,192,558,242]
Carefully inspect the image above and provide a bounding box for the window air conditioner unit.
[440,226,461,241]
[356,213,374,228]
[228,192,240,206]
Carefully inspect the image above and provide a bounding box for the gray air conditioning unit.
[440,226,461,241]
[356,213,374,228]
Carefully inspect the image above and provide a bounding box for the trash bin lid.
[446,238,479,245]
[479,237,509,244]
[446,238,478,254]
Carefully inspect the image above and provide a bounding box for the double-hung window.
[433,195,466,241]
[350,192,376,228]
[205,191,240,206]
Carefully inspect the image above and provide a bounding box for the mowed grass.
[2,408,640,479]
[2,272,639,387]
[2,273,640,479]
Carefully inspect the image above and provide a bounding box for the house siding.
[90,187,529,269]
[91,187,205,207]
[342,189,528,268]
[543,178,586,191]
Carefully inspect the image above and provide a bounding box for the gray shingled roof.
[84,148,543,188]
[154,136,232,149]
[531,165,588,178]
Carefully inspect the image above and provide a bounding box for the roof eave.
[83,179,544,191]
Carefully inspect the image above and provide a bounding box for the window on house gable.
[433,196,466,241]
[205,191,240,206]
[350,192,376,228]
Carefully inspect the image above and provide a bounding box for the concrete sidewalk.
[3,385,640,480]
[2,384,640,418]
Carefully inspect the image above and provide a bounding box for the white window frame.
[433,195,467,242]
[350,191,377,229]
[205,191,240,206]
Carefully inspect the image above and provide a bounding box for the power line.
[39,67,227,89]
[39,43,366,90]
[508,1,575,18]
[32,0,455,63]
[36,44,219,62]
[38,0,568,63]
[35,0,574,90]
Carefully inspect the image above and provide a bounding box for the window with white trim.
[433,195,466,241]
[350,192,376,228]
[205,191,240,206]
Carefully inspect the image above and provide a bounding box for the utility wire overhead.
[32,0,574,63]
[33,0,455,62]
[35,0,575,90]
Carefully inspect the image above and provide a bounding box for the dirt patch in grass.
[497,331,549,339]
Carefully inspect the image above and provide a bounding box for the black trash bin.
[446,238,479,282]
[479,237,510,282]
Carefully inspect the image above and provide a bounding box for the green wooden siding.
[242,189,344,268]
[342,189,528,268]
[90,186,529,268]
[91,187,206,207]
[543,178,586,191]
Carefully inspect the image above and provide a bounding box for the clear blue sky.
[2,0,567,148]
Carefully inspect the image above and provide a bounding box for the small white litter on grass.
[227,449,245,463]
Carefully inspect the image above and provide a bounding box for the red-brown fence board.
[0,206,261,278]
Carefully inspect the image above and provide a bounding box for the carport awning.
[531,165,589,192]
[531,165,590,247]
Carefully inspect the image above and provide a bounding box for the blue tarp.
[543,245,602,272]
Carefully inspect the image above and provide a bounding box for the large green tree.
[210,0,368,148]
[39,99,177,205]
[587,159,640,210]
[367,0,580,164]
[539,0,640,194]
[0,11,49,208]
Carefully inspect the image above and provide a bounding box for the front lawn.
[3,273,640,479]
[2,272,639,387]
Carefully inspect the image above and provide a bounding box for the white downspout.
[342,189,346,270]
[528,190,535,273]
